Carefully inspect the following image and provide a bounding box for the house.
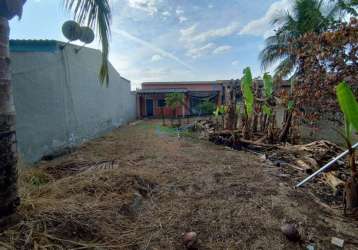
[10,40,136,163]
[136,81,228,118]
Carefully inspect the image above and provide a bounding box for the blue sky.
[10,0,293,89]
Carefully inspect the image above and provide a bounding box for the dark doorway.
[146,99,154,116]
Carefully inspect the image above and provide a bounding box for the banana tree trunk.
[344,148,358,214]
[223,83,237,131]
[0,17,19,219]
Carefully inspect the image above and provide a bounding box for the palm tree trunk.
[0,17,19,219]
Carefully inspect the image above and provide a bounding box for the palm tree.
[259,0,355,78]
[0,0,111,220]
[165,93,185,126]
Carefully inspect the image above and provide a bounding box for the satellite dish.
[79,27,95,44]
[62,20,81,41]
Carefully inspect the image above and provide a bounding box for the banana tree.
[241,67,254,139]
[262,73,278,143]
[261,73,273,132]
[0,0,111,220]
[278,79,297,142]
[223,80,239,130]
[336,81,358,213]
[213,105,226,129]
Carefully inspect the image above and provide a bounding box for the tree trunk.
[279,109,293,142]
[267,111,276,144]
[242,113,251,140]
[344,149,358,215]
[223,82,237,130]
[0,17,20,220]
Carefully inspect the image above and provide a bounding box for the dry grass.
[1,120,358,249]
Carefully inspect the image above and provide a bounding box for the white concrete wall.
[11,43,136,163]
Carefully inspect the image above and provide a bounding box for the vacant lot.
[1,120,358,249]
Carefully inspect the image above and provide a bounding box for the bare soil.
[1,119,358,249]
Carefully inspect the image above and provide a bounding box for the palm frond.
[258,0,344,79]
[273,55,297,79]
[335,0,358,16]
[63,0,111,85]
[259,41,290,70]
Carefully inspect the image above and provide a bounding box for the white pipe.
[296,142,358,188]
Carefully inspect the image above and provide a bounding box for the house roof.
[140,79,291,91]
[142,80,223,85]
[137,88,189,94]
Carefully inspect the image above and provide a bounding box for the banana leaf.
[263,104,272,116]
[287,100,295,111]
[242,67,254,117]
[336,81,358,132]
[263,73,273,98]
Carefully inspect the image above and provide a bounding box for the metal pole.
[296,141,358,188]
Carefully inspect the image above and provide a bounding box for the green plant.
[241,67,254,117]
[213,105,227,116]
[240,67,255,138]
[262,73,274,116]
[198,99,216,114]
[213,105,227,128]
[165,93,185,126]
[336,81,358,213]
[259,0,354,78]
[64,0,111,84]
[165,93,184,108]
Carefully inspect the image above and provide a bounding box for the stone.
[331,237,344,248]
[183,232,198,250]
[281,223,300,242]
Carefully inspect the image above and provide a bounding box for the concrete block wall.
[11,43,136,163]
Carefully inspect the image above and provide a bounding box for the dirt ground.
[1,119,358,250]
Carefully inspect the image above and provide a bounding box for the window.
[158,99,166,107]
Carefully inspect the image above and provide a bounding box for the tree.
[165,93,185,126]
[289,17,358,123]
[0,0,111,221]
[259,0,353,78]
[223,80,239,131]
[241,67,254,138]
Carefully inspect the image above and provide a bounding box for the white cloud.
[180,22,239,59]
[162,11,171,16]
[180,24,197,38]
[151,54,162,62]
[239,0,293,38]
[175,7,188,23]
[186,43,215,59]
[176,7,184,15]
[178,16,188,23]
[208,4,214,9]
[112,28,193,71]
[128,0,158,15]
[181,21,241,45]
[232,60,240,66]
[213,45,232,54]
